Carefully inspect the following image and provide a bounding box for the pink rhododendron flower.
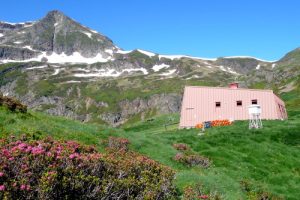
[0,185,5,191]
[26,185,31,191]
[18,143,27,150]
[46,152,52,157]
[198,195,209,199]
[20,184,26,190]
[0,172,4,177]
[31,146,44,155]
[69,153,79,159]
[2,149,10,157]
[25,146,32,152]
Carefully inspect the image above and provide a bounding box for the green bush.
[0,136,176,199]
[0,94,27,113]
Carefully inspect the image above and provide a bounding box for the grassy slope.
[1,106,299,199]
[0,107,115,150]
[122,114,300,199]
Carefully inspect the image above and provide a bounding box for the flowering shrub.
[0,136,175,199]
[0,94,27,113]
[240,180,284,200]
[106,136,130,151]
[183,184,221,200]
[173,153,210,168]
[172,143,210,168]
[173,143,190,151]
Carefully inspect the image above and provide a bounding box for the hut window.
[186,108,194,110]
[251,99,258,105]
[215,102,221,107]
[237,100,242,106]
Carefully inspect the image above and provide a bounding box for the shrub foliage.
[0,136,175,199]
[0,94,27,113]
[172,143,211,168]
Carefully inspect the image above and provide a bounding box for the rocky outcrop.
[215,57,260,74]
[0,46,40,60]
[101,93,182,125]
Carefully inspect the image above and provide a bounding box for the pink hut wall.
[179,86,287,128]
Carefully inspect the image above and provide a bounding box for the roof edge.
[184,85,274,92]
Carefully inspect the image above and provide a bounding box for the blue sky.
[0,0,299,60]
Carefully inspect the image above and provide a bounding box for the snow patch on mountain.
[116,49,132,54]
[64,80,81,83]
[123,68,148,75]
[152,63,170,72]
[65,80,82,83]
[0,52,113,64]
[75,68,91,73]
[223,56,276,63]
[218,66,227,72]
[52,68,63,75]
[82,31,92,38]
[227,67,239,75]
[26,65,47,70]
[256,64,260,70]
[23,23,34,28]
[159,54,217,61]
[90,30,98,34]
[0,21,17,25]
[272,63,276,69]
[40,52,111,64]
[160,69,176,76]
[137,49,156,57]
[23,46,37,51]
[73,67,148,78]
[14,41,23,44]
[105,49,113,55]
[0,33,4,37]
[0,21,35,27]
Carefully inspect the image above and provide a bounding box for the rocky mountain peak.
[42,10,76,28]
[0,10,117,61]
[45,10,66,18]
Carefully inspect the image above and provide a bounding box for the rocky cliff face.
[101,93,182,126]
[0,10,299,126]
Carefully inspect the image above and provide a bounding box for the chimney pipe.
[229,82,239,89]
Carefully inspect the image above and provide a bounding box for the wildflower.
[69,153,79,159]
[20,184,26,190]
[26,185,31,191]
[25,146,32,153]
[198,195,209,199]
[0,172,4,177]
[0,185,5,191]
[46,152,52,157]
[31,146,44,155]
[18,143,27,150]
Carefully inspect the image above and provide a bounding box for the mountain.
[0,10,299,125]
[0,10,116,62]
